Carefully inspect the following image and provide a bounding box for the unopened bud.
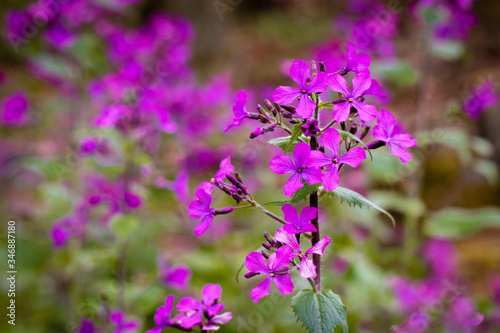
[350,122,358,135]
[319,62,326,73]
[256,104,266,116]
[262,242,273,251]
[264,99,278,116]
[245,272,260,279]
[360,125,371,140]
[263,232,275,245]
[214,207,234,215]
[311,60,317,77]
[261,251,270,259]
[366,140,386,150]
[281,105,296,114]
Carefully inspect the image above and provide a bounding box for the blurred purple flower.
[463,80,499,120]
[225,89,250,132]
[109,309,139,333]
[1,91,30,126]
[159,261,192,290]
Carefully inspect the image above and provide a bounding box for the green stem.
[248,200,287,225]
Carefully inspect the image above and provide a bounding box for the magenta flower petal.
[293,142,312,168]
[207,303,224,317]
[176,297,201,312]
[180,310,203,329]
[328,73,351,96]
[295,94,316,119]
[300,257,317,279]
[392,134,418,149]
[202,284,222,305]
[299,207,318,227]
[337,147,366,168]
[268,246,292,271]
[351,100,377,122]
[273,274,294,295]
[306,236,332,256]
[290,59,311,88]
[214,156,234,183]
[1,91,30,126]
[194,215,214,237]
[211,312,232,325]
[283,173,304,197]
[308,150,333,168]
[320,128,341,157]
[273,86,301,105]
[245,252,271,275]
[351,72,372,97]
[274,228,301,252]
[269,155,296,174]
[281,204,299,226]
[250,276,272,303]
[322,165,340,191]
[300,167,323,186]
[390,144,412,163]
[306,72,329,93]
[225,89,249,131]
[332,101,352,123]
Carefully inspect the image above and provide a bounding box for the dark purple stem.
[310,94,321,291]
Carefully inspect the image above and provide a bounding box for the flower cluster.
[391,239,483,333]
[244,204,331,303]
[146,285,232,332]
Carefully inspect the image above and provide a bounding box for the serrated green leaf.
[337,129,372,161]
[424,207,500,239]
[327,187,395,226]
[291,289,348,333]
[110,215,139,240]
[284,123,305,153]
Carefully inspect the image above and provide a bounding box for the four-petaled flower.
[245,246,294,303]
[188,182,234,236]
[372,109,417,163]
[225,89,250,132]
[269,142,323,197]
[343,42,371,74]
[109,309,139,333]
[329,72,377,122]
[308,128,367,191]
[176,284,231,330]
[273,60,328,119]
[214,156,235,183]
[274,227,331,279]
[281,204,318,234]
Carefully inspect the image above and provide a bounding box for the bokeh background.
[1,0,500,332]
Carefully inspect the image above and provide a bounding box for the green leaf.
[268,135,292,151]
[291,289,348,333]
[337,130,372,161]
[327,187,395,226]
[284,123,304,153]
[110,215,139,240]
[264,182,319,206]
[424,207,500,239]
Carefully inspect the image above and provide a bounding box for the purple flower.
[109,310,139,333]
[188,183,233,237]
[328,72,377,122]
[214,156,235,183]
[77,318,95,333]
[146,295,175,333]
[269,142,323,197]
[344,42,371,74]
[274,227,331,279]
[155,171,190,203]
[225,89,250,132]
[308,128,366,191]
[444,296,484,331]
[273,60,328,119]
[281,204,317,234]
[176,284,231,329]
[79,137,100,156]
[372,109,417,163]
[1,91,30,126]
[43,20,77,50]
[301,119,320,137]
[244,246,294,303]
[159,261,192,290]
[463,80,499,120]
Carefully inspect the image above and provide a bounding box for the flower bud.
[350,122,358,135]
[319,61,326,73]
[311,60,317,77]
[226,174,248,195]
[360,125,371,140]
[256,104,266,116]
[214,207,234,215]
[263,231,275,245]
[281,105,296,114]
[366,140,386,150]
[245,272,260,279]
[262,242,273,251]
[261,251,270,259]
[264,99,277,116]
